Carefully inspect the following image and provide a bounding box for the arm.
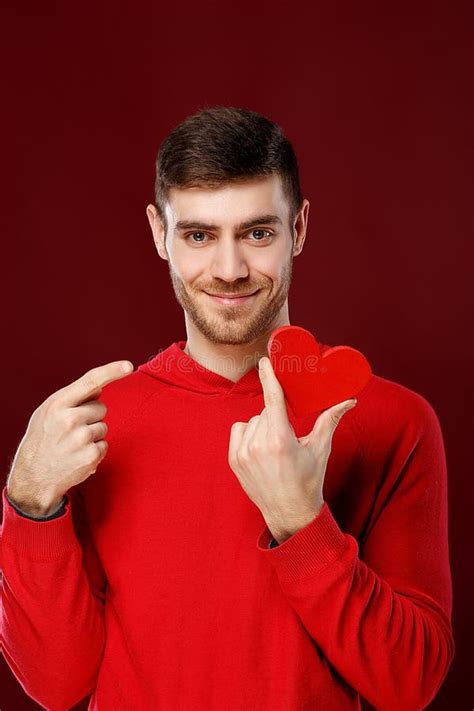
[0,483,107,710]
[256,394,455,710]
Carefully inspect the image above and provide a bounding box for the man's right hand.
[6,360,134,516]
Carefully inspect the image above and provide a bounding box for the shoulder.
[358,372,439,423]
[318,340,441,437]
[351,372,444,461]
[98,369,159,440]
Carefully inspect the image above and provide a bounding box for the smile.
[204,290,260,306]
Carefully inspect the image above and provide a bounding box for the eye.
[249,229,272,241]
[186,232,208,243]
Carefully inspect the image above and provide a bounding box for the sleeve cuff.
[1,485,79,561]
[5,490,68,520]
[256,501,353,583]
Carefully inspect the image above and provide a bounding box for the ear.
[146,204,168,261]
[292,199,310,256]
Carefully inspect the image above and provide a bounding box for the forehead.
[164,173,288,226]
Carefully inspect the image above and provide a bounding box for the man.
[1,106,454,710]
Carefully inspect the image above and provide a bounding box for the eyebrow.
[174,213,283,232]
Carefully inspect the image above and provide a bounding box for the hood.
[137,339,333,397]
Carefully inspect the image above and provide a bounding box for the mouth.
[204,289,261,306]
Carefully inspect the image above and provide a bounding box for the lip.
[205,289,260,305]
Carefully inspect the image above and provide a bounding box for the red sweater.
[0,339,455,710]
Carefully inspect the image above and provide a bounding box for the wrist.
[6,481,64,517]
[269,499,325,544]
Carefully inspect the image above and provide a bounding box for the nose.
[210,236,249,282]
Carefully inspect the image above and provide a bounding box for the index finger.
[55,360,134,407]
[258,356,292,433]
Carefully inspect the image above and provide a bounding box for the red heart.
[267,326,372,416]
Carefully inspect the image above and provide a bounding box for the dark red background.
[1,2,472,709]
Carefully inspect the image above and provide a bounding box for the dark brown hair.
[154,105,303,237]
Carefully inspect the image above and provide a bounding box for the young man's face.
[146,174,309,345]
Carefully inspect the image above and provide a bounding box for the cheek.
[251,254,286,285]
[168,251,205,285]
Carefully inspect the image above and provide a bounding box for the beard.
[166,257,294,346]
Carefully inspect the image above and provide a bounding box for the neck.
[183,308,290,383]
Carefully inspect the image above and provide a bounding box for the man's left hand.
[228,356,357,544]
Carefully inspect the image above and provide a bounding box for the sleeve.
[0,482,107,710]
[5,490,68,520]
[255,395,455,711]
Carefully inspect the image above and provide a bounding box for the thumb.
[327,398,357,427]
[308,397,358,448]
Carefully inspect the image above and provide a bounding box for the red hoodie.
[0,339,455,710]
